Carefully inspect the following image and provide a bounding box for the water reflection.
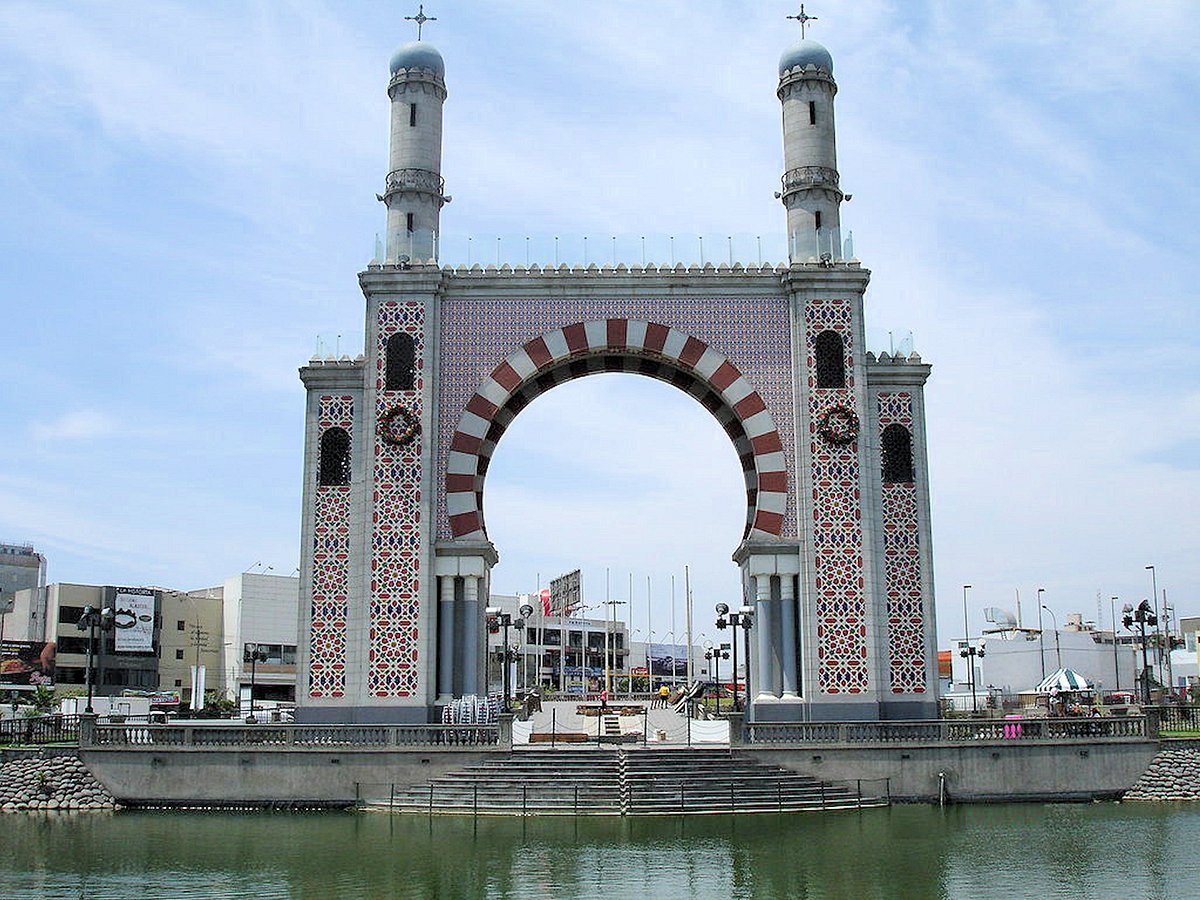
[2,804,1198,899]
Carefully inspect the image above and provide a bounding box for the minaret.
[383,40,449,263]
[777,38,842,261]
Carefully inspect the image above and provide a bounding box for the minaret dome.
[778,39,833,76]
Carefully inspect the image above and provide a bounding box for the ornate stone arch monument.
[295,30,939,724]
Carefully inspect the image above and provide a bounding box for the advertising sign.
[549,569,582,617]
[0,639,55,686]
[648,642,688,677]
[113,588,156,652]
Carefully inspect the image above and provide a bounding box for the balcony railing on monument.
[371,230,860,269]
[744,715,1153,745]
[83,723,499,749]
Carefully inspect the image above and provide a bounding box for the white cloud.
[30,410,118,442]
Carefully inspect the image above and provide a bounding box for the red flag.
[540,588,551,615]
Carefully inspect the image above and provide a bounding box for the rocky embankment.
[1124,747,1200,801]
[0,754,117,811]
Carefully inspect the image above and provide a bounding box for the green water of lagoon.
[2,804,1199,899]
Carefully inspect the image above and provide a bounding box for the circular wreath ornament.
[378,403,421,448]
[816,404,860,446]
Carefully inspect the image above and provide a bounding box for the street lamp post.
[1036,587,1046,681]
[1123,600,1158,704]
[1146,565,1163,689]
[703,641,730,715]
[959,641,986,714]
[1110,596,1120,693]
[961,584,971,696]
[739,606,754,718]
[715,603,746,711]
[485,605,532,710]
[76,606,115,715]
[1041,605,1061,670]
[244,642,268,722]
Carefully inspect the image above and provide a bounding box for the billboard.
[1,639,55,686]
[113,588,156,653]
[647,642,689,677]
[549,569,581,617]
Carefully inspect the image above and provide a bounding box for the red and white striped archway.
[445,319,789,541]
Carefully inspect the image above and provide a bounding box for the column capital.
[434,539,499,574]
[733,539,801,574]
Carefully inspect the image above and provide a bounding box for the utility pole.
[685,566,695,686]
[1164,590,1175,694]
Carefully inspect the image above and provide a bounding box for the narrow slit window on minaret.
[809,101,816,125]
[814,211,822,231]
[406,213,414,233]
[409,103,417,127]
[318,428,352,487]
[814,330,846,389]
[882,424,915,483]
[386,332,416,390]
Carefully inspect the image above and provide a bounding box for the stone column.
[438,575,456,701]
[462,575,480,696]
[780,574,799,698]
[755,574,777,701]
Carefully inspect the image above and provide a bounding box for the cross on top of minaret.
[405,3,436,41]
[787,4,818,40]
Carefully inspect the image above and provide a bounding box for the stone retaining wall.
[0,753,117,811]
[1124,747,1200,801]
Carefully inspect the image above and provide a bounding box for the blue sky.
[1,1,1197,648]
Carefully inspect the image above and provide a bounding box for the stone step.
[371,748,888,817]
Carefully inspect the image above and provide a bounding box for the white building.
[951,620,1140,701]
[222,573,299,708]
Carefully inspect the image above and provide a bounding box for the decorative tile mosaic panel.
[878,392,927,694]
[805,297,869,694]
[309,395,353,698]
[437,293,797,539]
[370,300,425,697]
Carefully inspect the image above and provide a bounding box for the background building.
[0,543,46,635]
[949,616,1140,705]
[487,593,628,695]
[157,586,223,706]
[45,583,162,695]
[222,573,300,709]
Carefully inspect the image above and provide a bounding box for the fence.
[355,776,890,816]
[84,723,498,748]
[744,716,1152,745]
[0,714,81,746]
[1148,705,1200,734]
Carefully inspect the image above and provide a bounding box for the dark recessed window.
[406,212,414,233]
[809,100,816,125]
[814,210,822,231]
[409,102,417,127]
[814,330,846,389]
[385,332,416,391]
[58,606,85,625]
[175,649,185,660]
[176,620,186,631]
[318,427,352,487]
[882,424,915,483]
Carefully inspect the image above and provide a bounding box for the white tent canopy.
[1035,668,1093,693]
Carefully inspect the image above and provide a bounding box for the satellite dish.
[983,607,1018,628]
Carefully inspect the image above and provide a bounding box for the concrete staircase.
[373,748,888,816]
